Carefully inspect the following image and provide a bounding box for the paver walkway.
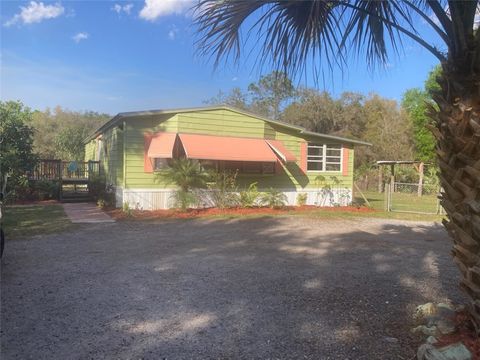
[62,202,115,223]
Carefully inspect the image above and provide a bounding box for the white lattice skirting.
[116,187,353,211]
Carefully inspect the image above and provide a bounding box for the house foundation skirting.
[115,187,353,210]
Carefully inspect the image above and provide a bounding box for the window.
[154,158,170,171]
[201,160,275,175]
[307,144,342,172]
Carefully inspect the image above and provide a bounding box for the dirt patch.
[1,216,461,359]
[107,205,375,220]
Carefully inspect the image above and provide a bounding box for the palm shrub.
[239,182,260,207]
[296,193,308,206]
[160,158,209,210]
[207,170,239,208]
[259,188,288,209]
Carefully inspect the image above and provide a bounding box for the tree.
[247,71,295,119]
[402,66,442,163]
[0,101,37,194]
[204,87,250,111]
[282,88,341,133]
[363,94,414,162]
[29,106,109,160]
[402,88,436,162]
[195,1,480,330]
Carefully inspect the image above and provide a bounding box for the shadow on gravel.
[1,217,464,359]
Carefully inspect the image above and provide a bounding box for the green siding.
[96,126,124,186]
[177,109,267,138]
[89,108,356,191]
[84,141,96,161]
[124,114,178,188]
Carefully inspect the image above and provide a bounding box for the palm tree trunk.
[430,35,480,332]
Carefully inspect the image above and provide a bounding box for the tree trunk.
[430,40,480,332]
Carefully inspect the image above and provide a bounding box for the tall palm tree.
[194,0,480,331]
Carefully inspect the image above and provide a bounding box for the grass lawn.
[354,191,386,210]
[390,192,440,213]
[300,208,444,222]
[2,204,73,240]
[355,190,441,214]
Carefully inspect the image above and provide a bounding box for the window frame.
[306,143,343,173]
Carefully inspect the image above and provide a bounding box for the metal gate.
[385,182,444,215]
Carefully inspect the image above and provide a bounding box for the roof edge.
[84,105,371,146]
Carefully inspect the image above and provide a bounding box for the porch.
[29,160,101,202]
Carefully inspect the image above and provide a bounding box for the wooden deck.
[29,160,101,202]
[30,160,100,182]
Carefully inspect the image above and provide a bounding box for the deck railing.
[29,160,101,181]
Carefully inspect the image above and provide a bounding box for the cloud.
[112,3,134,15]
[139,0,193,21]
[4,1,64,27]
[72,32,89,43]
[167,25,179,40]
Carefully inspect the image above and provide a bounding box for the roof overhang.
[85,105,371,146]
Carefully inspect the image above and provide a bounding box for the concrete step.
[61,192,93,203]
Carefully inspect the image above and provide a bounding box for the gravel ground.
[1,216,465,359]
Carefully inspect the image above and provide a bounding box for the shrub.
[207,170,239,208]
[296,193,308,206]
[89,174,107,200]
[170,189,199,210]
[259,188,288,208]
[239,182,259,207]
[8,175,34,202]
[122,201,132,216]
[35,179,58,200]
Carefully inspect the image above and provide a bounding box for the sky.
[0,0,445,115]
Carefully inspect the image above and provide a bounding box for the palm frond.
[195,1,344,76]
[194,0,448,78]
[340,0,408,65]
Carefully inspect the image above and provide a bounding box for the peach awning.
[178,133,278,162]
[147,132,177,158]
[265,140,297,162]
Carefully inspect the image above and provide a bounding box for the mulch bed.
[108,205,375,220]
[435,310,480,359]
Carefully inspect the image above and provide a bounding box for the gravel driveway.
[1,216,464,359]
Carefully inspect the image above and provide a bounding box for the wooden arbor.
[376,160,429,196]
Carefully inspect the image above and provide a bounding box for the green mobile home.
[84,106,369,210]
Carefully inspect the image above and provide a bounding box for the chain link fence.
[386,182,443,214]
[354,181,444,215]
